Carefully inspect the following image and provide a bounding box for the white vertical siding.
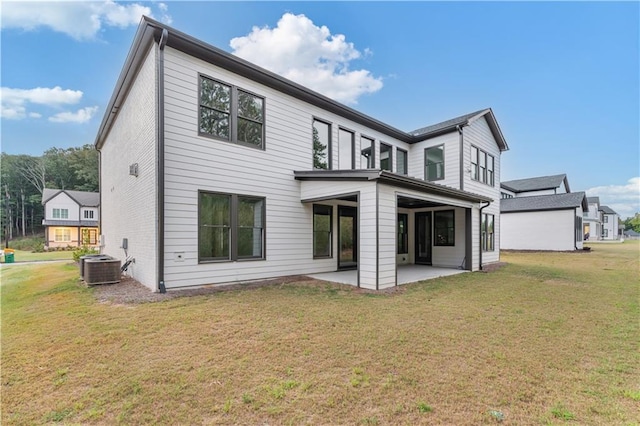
[100,45,158,290]
[501,210,579,251]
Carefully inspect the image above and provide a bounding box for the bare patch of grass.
[2,242,639,424]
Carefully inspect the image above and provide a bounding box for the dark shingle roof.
[587,196,600,204]
[599,205,617,215]
[501,192,588,213]
[410,109,487,136]
[42,188,100,207]
[501,174,567,193]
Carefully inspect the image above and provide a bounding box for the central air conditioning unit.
[84,258,122,285]
[79,255,112,280]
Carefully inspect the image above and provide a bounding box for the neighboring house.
[42,188,100,249]
[623,229,640,240]
[599,205,620,240]
[94,17,509,293]
[500,175,587,251]
[583,197,603,240]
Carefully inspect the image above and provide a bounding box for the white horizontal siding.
[409,132,459,186]
[501,210,578,251]
[515,189,557,197]
[45,193,80,221]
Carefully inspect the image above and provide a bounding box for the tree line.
[1,144,98,240]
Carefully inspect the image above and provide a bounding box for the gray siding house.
[95,17,509,292]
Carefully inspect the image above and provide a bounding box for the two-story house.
[500,174,587,251]
[599,205,620,240]
[42,188,100,249]
[94,17,508,292]
[584,197,603,240]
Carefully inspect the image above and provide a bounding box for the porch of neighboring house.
[309,264,467,286]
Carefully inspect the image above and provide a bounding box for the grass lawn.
[2,242,639,425]
[1,249,73,263]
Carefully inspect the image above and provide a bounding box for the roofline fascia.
[501,207,581,214]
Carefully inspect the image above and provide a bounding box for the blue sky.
[1,1,639,218]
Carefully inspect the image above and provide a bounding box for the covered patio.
[308,265,467,286]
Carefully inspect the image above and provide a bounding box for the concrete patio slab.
[308,265,467,287]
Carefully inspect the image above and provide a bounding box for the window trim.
[424,144,445,181]
[471,144,495,187]
[198,190,266,263]
[313,204,333,259]
[53,208,69,219]
[380,142,393,172]
[83,210,94,219]
[312,117,332,170]
[433,210,455,247]
[396,148,408,175]
[338,127,355,170]
[360,135,375,169]
[481,213,495,252]
[54,228,71,243]
[198,74,265,150]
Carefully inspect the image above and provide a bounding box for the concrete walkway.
[309,265,467,286]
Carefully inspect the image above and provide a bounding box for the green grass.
[1,242,639,425]
[1,249,73,263]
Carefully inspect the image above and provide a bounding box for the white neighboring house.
[583,197,603,241]
[94,17,509,293]
[42,188,100,249]
[500,175,587,251]
[599,205,620,240]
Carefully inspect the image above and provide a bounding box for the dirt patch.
[479,262,508,273]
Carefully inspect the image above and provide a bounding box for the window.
[313,205,332,258]
[482,214,495,252]
[501,192,513,199]
[199,75,264,148]
[397,148,408,175]
[397,213,408,254]
[434,210,455,246]
[339,128,355,169]
[425,145,444,181]
[198,191,265,262]
[380,143,392,171]
[604,215,608,223]
[312,119,331,169]
[54,228,71,242]
[603,229,608,238]
[575,217,583,242]
[82,229,97,245]
[83,210,94,219]
[471,145,494,186]
[53,208,68,219]
[360,136,375,169]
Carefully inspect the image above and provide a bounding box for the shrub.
[6,235,45,251]
[73,246,98,262]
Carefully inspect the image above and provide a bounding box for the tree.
[623,213,640,232]
[312,126,328,169]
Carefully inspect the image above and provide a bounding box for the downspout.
[479,201,491,271]
[457,124,467,191]
[574,208,579,250]
[157,28,168,293]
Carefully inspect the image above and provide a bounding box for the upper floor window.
[603,215,608,223]
[380,143,392,171]
[338,128,355,169]
[425,145,444,181]
[360,136,375,169]
[501,192,513,199]
[312,119,331,170]
[53,208,68,219]
[199,75,264,149]
[83,210,94,219]
[471,145,494,186]
[397,148,408,175]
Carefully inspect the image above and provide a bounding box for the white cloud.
[586,177,640,219]
[49,106,99,124]
[0,86,84,120]
[230,13,383,104]
[0,1,170,40]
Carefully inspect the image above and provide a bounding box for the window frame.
[198,74,265,150]
[380,142,393,172]
[425,145,445,181]
[54,228,71,243]
[338,127,355,170]
[312,118,332,170]
[396,148,408,175]
[53,208,69,219]
[313,204,333,258]
[397,213,408,254]
[360,135,375,169]
[198,190,266,263]
[603,215,608,223]
[471,145,495,186]
[83,210,94,219]
[433,210,455,247]
[481,213,495,252]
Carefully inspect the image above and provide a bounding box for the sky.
[1,1,639,218]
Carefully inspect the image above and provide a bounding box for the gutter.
[157,28,168,293]
[479,201,491,270]
[456,124,468,191]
